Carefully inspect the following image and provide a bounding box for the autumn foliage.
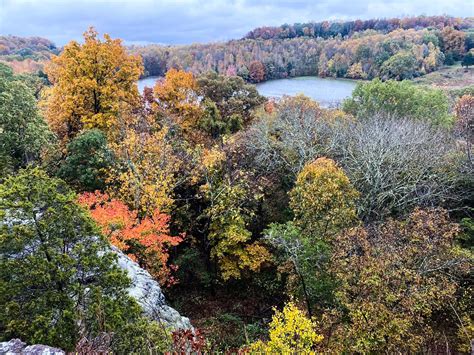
[43,28,143,143]
[454,94,474,146]
[290,157,359,239]
[2,21,473,353]
[153,68,203,131]
[245,16,473,40]
[107,127,181,215]
[250,302,323,353]
[248,60,265,83]
[78,191,183,285]
[199,147,270,280]
[322,208,472,353]
[132,16,470,84]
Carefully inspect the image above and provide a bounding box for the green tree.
[343,79,452,126]
[444,51,455,65]
[0,63,14,79]
[266,158,359,316]
[0,74,52,175]
[197,72,265,127]
[57,129,113,191]
[0,168,148,351]
[379,51,418,80]
[462,51,474,68]
[198,98,242,139]
[422,31,440,47]
[14,72,49,98]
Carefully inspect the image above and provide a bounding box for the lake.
[137,76,160,92]
[137,76,358,107]
[256,76,357,107]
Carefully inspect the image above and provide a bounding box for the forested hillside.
[244,15,473,39]
[0,35,57,58]
[133,15,474,81]
[0,19,473,354]
[2,16,472,83]
[0,35,58,73]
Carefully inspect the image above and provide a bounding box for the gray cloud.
[0,0,472,45]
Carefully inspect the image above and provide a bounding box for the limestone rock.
[112,246,192,330]
[0,339,64,355]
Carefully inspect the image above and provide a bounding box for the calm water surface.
[138,76,358,107]
[137,76,160,92]
[256,76,357,107]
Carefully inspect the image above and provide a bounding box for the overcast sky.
[1,0,472,46]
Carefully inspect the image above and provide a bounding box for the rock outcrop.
[112,246,192,330]
[0,339,64,355]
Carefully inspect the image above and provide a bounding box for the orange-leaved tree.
[78,191,183,285]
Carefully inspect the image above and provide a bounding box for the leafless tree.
[335,114,466,220]
[245,100,467,221]
[245,96,345,177]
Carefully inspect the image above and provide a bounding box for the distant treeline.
[0,35,58,74]
[244,15,474,40]
[0,35,58,59]
[1,16,473,81]
[132,16,474,82]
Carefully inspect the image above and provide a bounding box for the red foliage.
[78,191,183,285]
[264,99,276,114]
[170,329,208,354]
[249,60,265,83]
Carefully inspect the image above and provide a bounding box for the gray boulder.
[0,339,25,354]
[0,339,64,355]
[112,246,192,330]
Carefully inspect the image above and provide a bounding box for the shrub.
[249,302,323,353]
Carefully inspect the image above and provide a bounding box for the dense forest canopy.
[131,15,474,82]
[2,15,473,82]
[0,35,57,57]
[0,35,58,74]
[0,14,473,354]
[244,15,474,40]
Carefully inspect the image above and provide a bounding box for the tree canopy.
[343,79,452,126]
[43,28,143,142]
[1,24,473,353]
[0,168,141,350]
[0,70,52,175]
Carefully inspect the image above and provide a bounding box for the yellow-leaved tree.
[250,302,323,353]
[153,68,203,132]
[108,126,181,216]
[43,28,143,142]
[199,147,270,280]
[265,157,359,317]
[290,157,359,239]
